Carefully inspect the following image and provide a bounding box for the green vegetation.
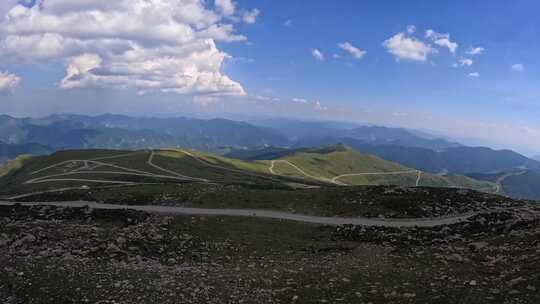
[443,174,496,192]
[0,155,32,177]
[274,145,409,180]
[0,145,497,200]
[498,170,540,200]
[263,145,496,191]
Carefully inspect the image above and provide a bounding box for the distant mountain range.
[249,119,461,151]
[0,114,288,153]
[251,120,539,175]
[292,137,540,175]
[1,113,539,192]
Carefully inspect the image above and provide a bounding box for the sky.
[0,0,539,155]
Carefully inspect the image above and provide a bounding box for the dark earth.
[1,188,539,304]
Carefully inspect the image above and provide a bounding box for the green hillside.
[0,149,307,196]
[0,145,497,198]
[468,170,540,201]
[259,145,495,190]
[0,155,32,177]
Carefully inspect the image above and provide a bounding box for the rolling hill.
[292,136,540,174]
[1,114,538,180]
[248,145,495,191]
[468,170,540,201]
[0,145,496,198]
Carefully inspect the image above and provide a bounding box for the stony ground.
[5,184,526,218]
[0,202,539,304]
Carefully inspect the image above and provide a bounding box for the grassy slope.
[499,170,540,200]
[157,149,270,174]
[0,148,301,194]
[278,147,409,179]
[0,150,151,194]
[265,145,495,191]
[0,146,496,196]
[443,174,496,193]
[0,155,32,177]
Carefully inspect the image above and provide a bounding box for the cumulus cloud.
[383,30,436,62]
[406,25,416,34]
[215,0,235,17]
[292,97,308,103]
[511,64,524,72]
[0,0,259,98]
[425,30,458,53]
[242,9,260,24]
[311,49,325,61]
[0,70,20,93]
[467,46,484,56]
[0,0,18,20]
[468,72,480,78]
[338,42,366,60]
[453,58,473,68]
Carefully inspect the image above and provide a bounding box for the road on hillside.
[269,160,423,187]
[494,170,527,194]
[269,160,341,184]
[0,201,520,228]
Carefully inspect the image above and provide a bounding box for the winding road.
[0,200,502,228]
[269,160,340,184]
[25,150,208,186]
[269,160,423,187]
[147,150,209,182]
[494,170,527,194]
[22,149,427,190]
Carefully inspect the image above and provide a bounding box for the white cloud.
[511,63,524,72]
[0,0,257,98]
[283,19,292,27]
[467,46,484,56]
[0,70,20,93]
[292,97,327,111]
[425,30,458,53]
[242,9,259,24]
[453,58,473,68]
[406,25,416,34]
[215,0,235,17]
[0,0,18,21]
[311,49,325,61]
[338,42,366,60]
[468,72,480,78]
[383,31,436,62]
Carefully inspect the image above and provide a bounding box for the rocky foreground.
[0,202,539,304]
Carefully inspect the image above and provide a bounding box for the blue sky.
[224,1,540,122]
[0,0,539,154]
